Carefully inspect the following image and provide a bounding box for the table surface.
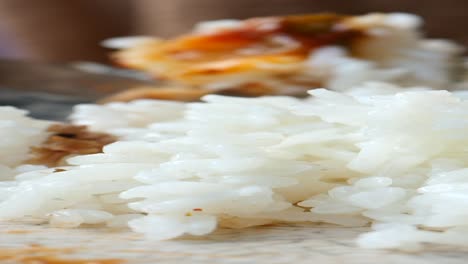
[1,222,467,264]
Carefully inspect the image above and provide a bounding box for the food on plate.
[1,81,468,250]
[0,13,468,251]
[106,13,462,101]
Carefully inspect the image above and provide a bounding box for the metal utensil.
[0,60,157,120]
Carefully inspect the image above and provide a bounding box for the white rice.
[1,12,468,250]
[0,107,50,179]
[0,81,467,250]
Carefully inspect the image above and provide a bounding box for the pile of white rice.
[0,80,468,250]
[1,13,468,251]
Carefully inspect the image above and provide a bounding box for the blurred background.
[0,0,467,63]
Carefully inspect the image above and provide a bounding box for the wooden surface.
[1,222,468,263]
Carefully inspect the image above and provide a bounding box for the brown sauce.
[28,124,117,167]
[157,13,365,61]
